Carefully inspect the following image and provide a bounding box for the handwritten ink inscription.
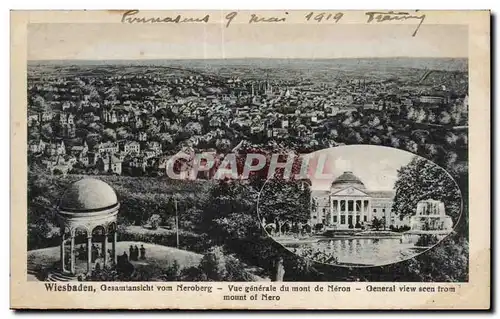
[225,11,238,28]
[305,12,344,23]
[225,12,289,28]
[248,12,288,24]
[365,11,426,37]
[121,10,210,24]
[119,10,426,37]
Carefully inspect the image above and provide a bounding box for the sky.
[27,23,468,60]
[305,145,416,191]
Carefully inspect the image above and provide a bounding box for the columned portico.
[310,171,396,231]
[56,178,120,278]
[328,196,371,229]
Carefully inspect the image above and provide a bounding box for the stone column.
[337,199,340,224]
[87,235,92,274]
[361,200,365,224]
[60,233,65,272]
[329,197,334,225]
[355,200,359,224]
[343,199,348,226]
[339,200,343,226]
[368,200,372,222]
[113,231,117,264]
[70,235,75,274]
[103,232,108,268]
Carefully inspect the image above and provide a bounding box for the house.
[41,111,54,122]
[70,141,88,155]
[97,153,122,175]
[56,141,66,156]
[146,141,162,154]
[129,155,148,172]
[96,142,119,154]
[83,112,97,122]
[62,123,76,138]
[137,132,148,142]
[42,155,72,175]
[28,140,46,153]
[122,141,140,154]
[28,113,39,127]
[59,113,74,126]
[209,117,222,128]
[118,112,130,123]
[131,116,144,129]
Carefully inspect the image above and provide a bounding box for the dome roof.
[59,178,118,212]
[331,171,366,190]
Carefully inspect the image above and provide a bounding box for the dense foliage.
[392,156,462,222]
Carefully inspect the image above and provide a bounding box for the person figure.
[92,244,99,262]
[129,245,134,261]
[123,251,129,262]
[140,245,146,260]
[78,245,85,260]
[134,245,139,261]
[107,249,112,263]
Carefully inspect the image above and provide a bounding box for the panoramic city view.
[27,57,469,282]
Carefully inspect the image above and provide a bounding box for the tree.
[32,95,47,110]
[201,181,260,243]
[439,111,451,125]
[405,140,418,154]
[370,135,382,145]
[147,214,162,230]
[194,246,253,281]
[392,156,462,222]
[185,122,202,135]
[116,127,130,140]
[405,234,468,282]
[390,136,401,148]
[103,128,117,141]
[41,123,53,138]
[258,179,311,235]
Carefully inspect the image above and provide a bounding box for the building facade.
[310,171,409,230]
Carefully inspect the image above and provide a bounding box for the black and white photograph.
[10,9,490,310]
[259,145,462,268]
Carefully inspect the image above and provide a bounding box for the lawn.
[27,241,203,281]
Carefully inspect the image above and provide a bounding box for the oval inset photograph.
[257,145,463,268]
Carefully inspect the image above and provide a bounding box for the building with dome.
[56,178,119,277]
[310,171,409,230]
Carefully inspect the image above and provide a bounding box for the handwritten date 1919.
[305,12,344,23]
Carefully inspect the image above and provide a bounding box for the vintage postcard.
[10,10,490,309]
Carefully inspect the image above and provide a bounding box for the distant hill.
[28,57,467,72]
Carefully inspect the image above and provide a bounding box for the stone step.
[46,271,78,282]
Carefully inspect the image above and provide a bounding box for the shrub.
[163,260,181,280]
[117,230,212,254]
[147,214,162,230]
[415,234,439,247]
[314,224,324,232]
[177,246,255,282]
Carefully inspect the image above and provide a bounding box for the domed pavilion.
[330,171,367,192]
[56,178,119,276]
